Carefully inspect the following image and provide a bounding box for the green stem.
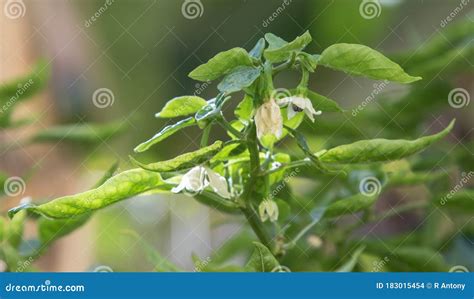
[217,118,244,139]
[240,124,273,249]
[200,123,212,147]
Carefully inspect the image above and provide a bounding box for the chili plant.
[5,31,471,272]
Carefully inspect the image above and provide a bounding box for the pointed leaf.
[134,117,195,153]
[131,141,223,172]
[155,96,207,118]
[244,242,280,272]
[249,38,266,59]
[189,48,253,81]
[8,169,167,219]
[264,33,288,50]
[217,66,261,94]
[319,43,422,83]
[319,120,454,164]
[264,31,312,63]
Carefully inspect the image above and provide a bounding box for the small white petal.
[172,166,206,194]
[255,99,283,139]
[276,97,291,107]
[205,168,231,199]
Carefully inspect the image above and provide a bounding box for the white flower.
[172,166,231,199]
[277,96,321,122]
[258,199,279,222]
[254,99,283,140]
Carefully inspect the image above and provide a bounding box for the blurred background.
[0,0,472,271]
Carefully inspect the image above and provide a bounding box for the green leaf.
[5,210,27,249]
[189,48,253,81]
[264,31,312,63]
[31,122,124,144]
[134,117,195,153]
[336,246,365,272]
[194,94,231,128]
[8,169,167,219]
[155,96,207,118]
[210,142,248,163]
[318,43,422,83]
[123,230,182,272]
[325,193,378,217]
[235,95,254,124]
[244,242,280,272]
[319,120,454,164]
[37,161,120,246]
[218,66,261,94]
[249,38,266,59]
[291,88,344,112]
[265,33,288,50]
[131,141,223,172]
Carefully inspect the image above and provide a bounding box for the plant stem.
[217,118,243,139]
[200,123,212,147]
[241,124,273,249]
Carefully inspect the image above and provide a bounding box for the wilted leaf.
[264,31,312,63]
[8,169,168,219]
[134,117,195,153]
[155,96,207,118]
[131,141,223,172]
[319,120,454,164]
[218,66,261,94]
[244,242,279,272]
[189,48,253,81]
[319,43,422,83]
